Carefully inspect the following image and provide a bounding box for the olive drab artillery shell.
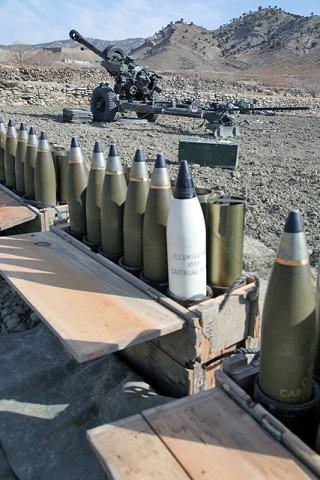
[15,123,28,195]
[122,148,149,269]
[84,141,106,247]
[100,143,127,262]
[4,119,17,188]
[53,147,69,204]
[166,160,207,301]
[256,209,317,405]
[0,118,6,183]
[34,131,57,206]
[24,127,38,200]
[142,152,172,284]
[67,137,88,237]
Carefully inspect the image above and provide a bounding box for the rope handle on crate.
[202,347,260,369]
[201,272,261,369]
[218,272,260,313]
[21,197,64,221]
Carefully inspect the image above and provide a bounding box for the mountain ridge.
[0,8,319,88]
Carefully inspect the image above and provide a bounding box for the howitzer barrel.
[229,106,310,112]
[69,29,107,60]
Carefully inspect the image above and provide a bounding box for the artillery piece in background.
[69,29,162,123]
[69,29,310,136]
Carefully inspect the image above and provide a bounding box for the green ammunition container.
[178,139,239,169]
[207,195,245,289]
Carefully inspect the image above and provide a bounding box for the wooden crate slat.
[0,231,184,362]
[87,387,316,479]
[87,415,191,480]
[0,189,36,230]
[142,388,316,479]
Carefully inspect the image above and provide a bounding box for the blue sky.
[0,0,319,45]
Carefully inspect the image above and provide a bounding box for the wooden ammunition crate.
[52,224,266,397]
[0,221,266,398]
[118,277,265,397]
[87,371,320,480]
[0,183,69,233]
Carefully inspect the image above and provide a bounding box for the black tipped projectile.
[34,131,56,205]
[0,118,6,183]
[167,159,206,301]
[154,152,166,169]
[100,143,127,261]
[143,152,172,284]
[256,209,317,405]
[4,119,17,187]
[24,127,38,199]
[85,141,105,247]
[122,148,149,270]
[108,143,119,157]
[93,140,103,153]
[67,137,88,237]
[15,123,28,194]
[71,137,79,148]
[40,131,48,141]
[284,209,304,233]
[174,160,196,199]
[133,147,144,162]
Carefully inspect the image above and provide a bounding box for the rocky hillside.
[132,8,320,71]
[0,8,319,91]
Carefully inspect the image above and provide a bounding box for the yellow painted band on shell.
[89,166,105,170]
[129,177,149,182]
[276,257,309,266]
[106,170,124,175]
[150,185,172,190]
[68,160,84,164]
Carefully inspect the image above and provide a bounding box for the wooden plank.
[0,231,184,362]
[189,280,260,352]
[87,415,191,480]
[118,340,194,398]
[143,388,316,479]
[216,371,320,478]
[87,387,316,479]
[0,189,36,230]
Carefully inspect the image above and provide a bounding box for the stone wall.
[0,65,318,109]
[0,66,108,107]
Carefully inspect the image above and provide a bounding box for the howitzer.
[69,29,162,122]
[69,29,310,135]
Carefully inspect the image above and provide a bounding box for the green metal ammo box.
[178,139,240,169]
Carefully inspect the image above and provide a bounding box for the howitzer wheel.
[90,85,119,122]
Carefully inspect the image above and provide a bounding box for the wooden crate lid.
[0,188,36,231]
[0,231,184,362]
[87,386,317,479]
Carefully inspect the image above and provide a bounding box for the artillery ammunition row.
[1,115,320,452]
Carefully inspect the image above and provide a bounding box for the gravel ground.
[0,100,319,334]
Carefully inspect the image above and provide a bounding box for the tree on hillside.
[9,42,34,66]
